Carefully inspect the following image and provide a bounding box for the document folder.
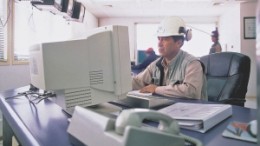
[159,102,232,133]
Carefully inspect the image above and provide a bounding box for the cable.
[28,4,36,32]
[5,89,56,104]
[187,25,211,36]
[0,0,12,27]
[180,133,203,146]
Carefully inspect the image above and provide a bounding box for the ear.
[176,39,184,48]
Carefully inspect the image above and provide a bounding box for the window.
[13,2,36,64]
[0,0,10,65]
[12,2,73,64]
[182,23,215,57]
[136,23,215,58]
[136,23,159,55]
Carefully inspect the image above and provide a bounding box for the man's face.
[157,36,181,59]
[211,36,217,42]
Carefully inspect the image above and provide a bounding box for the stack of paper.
[159,102,232,133]
[127,90,153,97]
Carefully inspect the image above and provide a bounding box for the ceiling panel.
[77,0,255,18]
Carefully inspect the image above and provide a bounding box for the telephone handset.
[67,106,203,146]
[115,109,203,146]
[115,109,180,135]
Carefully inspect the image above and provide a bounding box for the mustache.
[158,47,164,50]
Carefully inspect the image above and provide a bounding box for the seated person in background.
[131,47,159,70]
[132,16,207,100]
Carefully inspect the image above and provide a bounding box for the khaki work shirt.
[132,59,206,100]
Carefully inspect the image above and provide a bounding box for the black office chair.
[200,52,250,106]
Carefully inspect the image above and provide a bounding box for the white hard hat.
[156,16,186,37]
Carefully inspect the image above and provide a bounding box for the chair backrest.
[200,52,250,106]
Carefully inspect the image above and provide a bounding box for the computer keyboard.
[114,90,174,109]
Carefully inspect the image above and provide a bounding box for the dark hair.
[172,26,185,42]
[211,28,219,40]
[172,36,185,42]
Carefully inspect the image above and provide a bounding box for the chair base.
[220,99,245,107]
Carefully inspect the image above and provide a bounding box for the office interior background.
[0,0,258,140]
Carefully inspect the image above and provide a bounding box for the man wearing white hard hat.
[132,17,207,100]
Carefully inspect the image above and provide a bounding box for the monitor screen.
[31,0,55,11]
[54,0,63,11]
[31,0,66,15]
[29,25,132,112]
[31,0,44,3]
[55,0,71,16]
[66,0,74,17]
[137,50,147,64]
[77,4,85,22]
[64,1,85,22]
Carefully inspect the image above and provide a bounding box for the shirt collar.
[160,50,182,68]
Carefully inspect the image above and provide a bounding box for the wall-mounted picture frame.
[244,17,256,39]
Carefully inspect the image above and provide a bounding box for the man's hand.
[140,84,157,93]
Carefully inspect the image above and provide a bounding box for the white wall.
[219,1,257,98]
[240,2,257,97]
[99,16,218,61]
[71,11,98,38]
[0,10,98,91]
[219,4,241,52]
[0,65,31,91]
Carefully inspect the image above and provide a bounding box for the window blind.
[0,23,5,60]
[0,0,7,62]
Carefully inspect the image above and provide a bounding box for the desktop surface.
[0,86,72,146]
[0,86,257,146]
[181,106,256,146]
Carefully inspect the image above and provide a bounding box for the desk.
[0,86,257,146]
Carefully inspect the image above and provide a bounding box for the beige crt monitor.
[29,25,132,113]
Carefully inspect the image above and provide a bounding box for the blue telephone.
[67,106,203,146]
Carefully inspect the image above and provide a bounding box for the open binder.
[159,102,232,133]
